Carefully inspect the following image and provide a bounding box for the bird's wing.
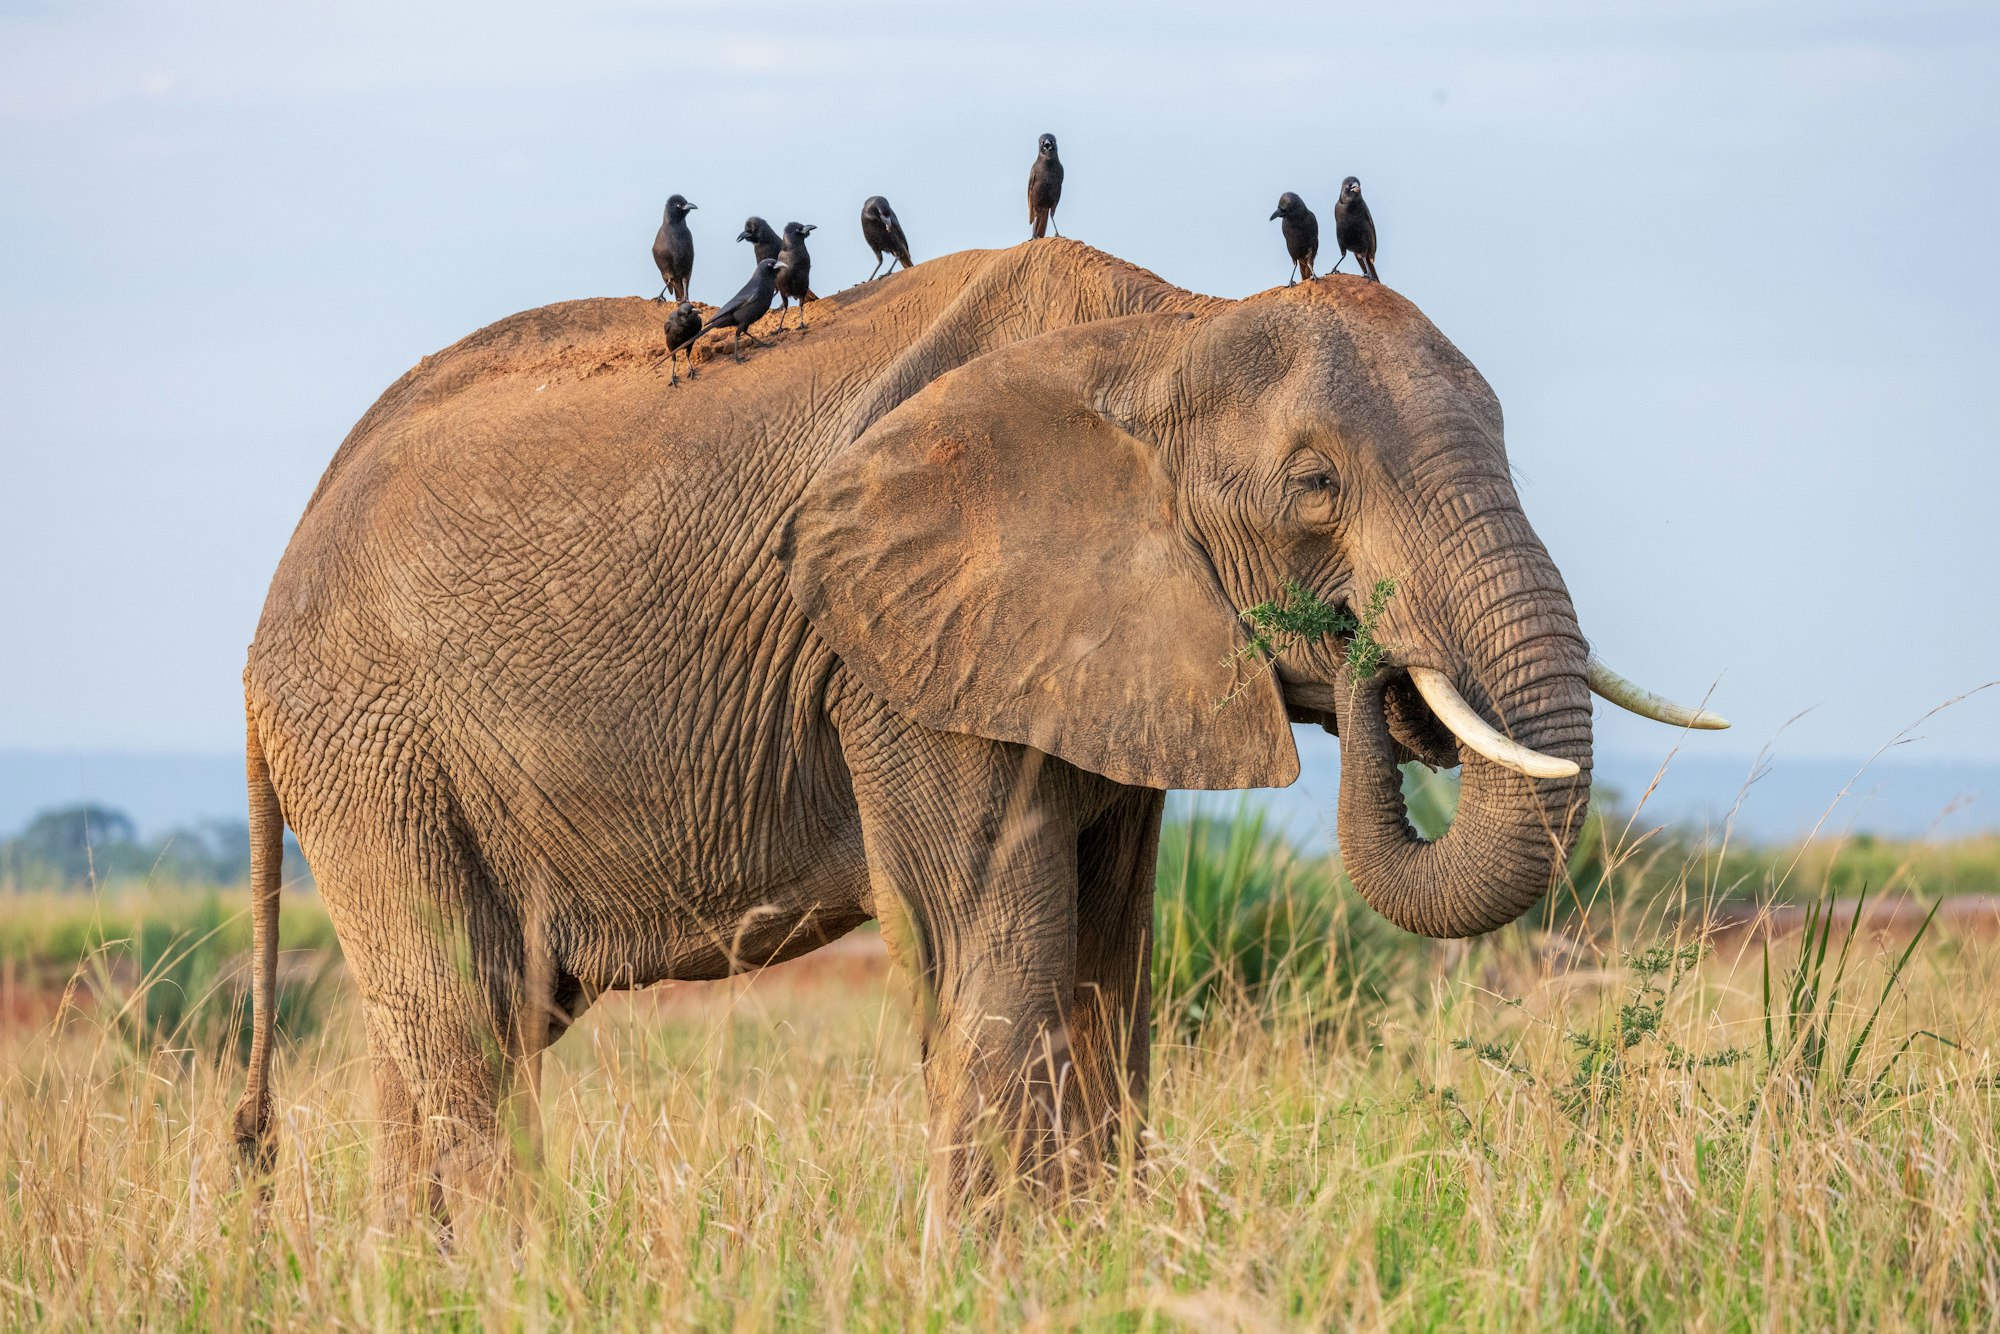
[703,293,745,328]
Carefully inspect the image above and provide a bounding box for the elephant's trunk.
[1334,560,1594,939]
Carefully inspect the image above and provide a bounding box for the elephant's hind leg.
[363,1008,438,1226]
[351,929,519,1236]
[313,816,544,1239]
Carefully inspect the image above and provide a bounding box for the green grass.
[0,886,341,1063]
[0,813,1996,1329]
[1154,802,1412,1027]
[0,885,338,969]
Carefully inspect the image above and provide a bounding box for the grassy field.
[2,805,1998,1330]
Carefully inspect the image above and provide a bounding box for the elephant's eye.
[1283,454,1340,515]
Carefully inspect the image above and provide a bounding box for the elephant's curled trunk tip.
[1335,663,1592,940]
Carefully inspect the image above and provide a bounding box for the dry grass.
[2,879,1998,1332]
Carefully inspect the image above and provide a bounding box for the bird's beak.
[1269,209,1281,220]
[736,231,750,241]
[803,224,816,233]
[686,203,698,211]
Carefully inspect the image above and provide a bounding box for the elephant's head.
[785,278,1721,938]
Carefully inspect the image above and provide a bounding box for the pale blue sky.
[2,1,1996,767]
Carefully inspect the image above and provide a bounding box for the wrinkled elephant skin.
[232,240,1594,1227]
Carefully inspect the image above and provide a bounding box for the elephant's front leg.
[842,718,1089,1215]
[1070,786,1162,1163]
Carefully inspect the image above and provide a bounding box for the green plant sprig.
[1218,577,1399,707]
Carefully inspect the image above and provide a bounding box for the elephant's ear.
[783,314,1298,791]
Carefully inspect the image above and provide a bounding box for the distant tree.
[0,803,312,890]
[4,804,141,884]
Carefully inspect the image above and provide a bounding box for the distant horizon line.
[2,744,1994,769]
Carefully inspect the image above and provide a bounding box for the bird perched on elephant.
[774,222,817,330]
[662,301,701,384]
[1333,176,1379,281]
[1028,133,1064,238]
[652,194,696,302]
[701,257,783,361]
[1270,192,1318,284]
[860,196,913,278]
[230,237,1726,1235]
[738,216,783,264]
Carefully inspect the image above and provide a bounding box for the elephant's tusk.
[1407,668,1582,780]
[1586,652,1730,730]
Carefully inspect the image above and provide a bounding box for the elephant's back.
[252,240,1212,689]
[299,296,710,519]
[260,300,800,661]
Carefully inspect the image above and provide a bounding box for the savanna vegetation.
[1,776,1996,1330]
[0,802,309,892]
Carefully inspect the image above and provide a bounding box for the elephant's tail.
[229,701,286,1170]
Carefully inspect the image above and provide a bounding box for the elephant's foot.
[922,1029,1105,1227]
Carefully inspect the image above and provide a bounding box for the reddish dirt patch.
[1709,893,2000,949]
[604,929,893,1016]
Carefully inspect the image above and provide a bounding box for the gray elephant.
[230,240,1723,1227]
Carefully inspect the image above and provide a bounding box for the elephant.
[229,238,1724,1228]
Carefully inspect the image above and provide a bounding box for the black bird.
[1028,133,1064,239]
[773,222,817,331]
[1269,192,1318,285]
[738,216,783,264]
[1332,176,1379,282]
[860,196,912,279]
[662,301,701,385]
[701,257,782,362]
[652,194,696,303]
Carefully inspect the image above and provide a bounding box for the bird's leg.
[1330,252,1344,274]
[733,328,745,363]
[1052,219,1062,238]
[669,350,679,386]
[867,255,884,281]
[655,284,668,302]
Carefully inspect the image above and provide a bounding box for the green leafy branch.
[1218,577,1399,707]
[1339,577,1398,680]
